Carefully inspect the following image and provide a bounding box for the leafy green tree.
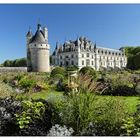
[124,46,140,70]
[79,66,97,79]
[50,67,66,78]
[3,60,13,67]
[2,58,27,67]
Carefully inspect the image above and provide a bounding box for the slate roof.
[30,30,46,44]
[26,30,32,37]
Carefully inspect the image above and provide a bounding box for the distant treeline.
[1,58,27,67]
[124,46,140,70]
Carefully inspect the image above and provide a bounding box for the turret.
[43,26,48,43]
[26,23,50,72]
[37,24,42,31]
[26,28,32,44]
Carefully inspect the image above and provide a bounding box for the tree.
[124,46,140,70]
[2,58,27,67]
[79,66,97,79]
[50,67,66,78]
[3,60,13,67]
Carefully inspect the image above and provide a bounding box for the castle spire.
[37,18,42,30]
[26,26,32,37]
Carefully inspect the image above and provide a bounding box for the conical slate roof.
[30,30,46,44]
[26,30,32,37]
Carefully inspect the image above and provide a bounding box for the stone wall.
[0,67,27,72]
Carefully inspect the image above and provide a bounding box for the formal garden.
[0,65,140,136]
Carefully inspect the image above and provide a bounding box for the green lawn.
[96,95,140,114]
[16,89,140,115]
[31,89,64,100]
[32,91,140,114]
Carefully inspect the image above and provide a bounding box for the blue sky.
[0,4,140,63]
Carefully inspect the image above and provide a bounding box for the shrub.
[19,78,36,92]
[0,97,22,136]
[103,73,136,96]
[47,124,74,136]
[89,97,127,136]
[46,92,65,126]
[79,66,97,79]
[15,100,46,129]
[58,94,126,136]
[0,97,52,136]
[66,66,79,72]
[17,99,52,136]
[0,82,14,98]
[77,74,106,94]
[50,67,66,78]
[121,103,140,136]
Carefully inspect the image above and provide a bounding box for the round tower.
[27,24,50,72]
[26,28,32,72]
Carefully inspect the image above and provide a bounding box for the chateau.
[52,37,127,71]
[26,23,127,72]
[26,24,50,72]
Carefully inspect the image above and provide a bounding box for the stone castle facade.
[52,37,127,71]
[26,24,50,72]
[26,23,127,72]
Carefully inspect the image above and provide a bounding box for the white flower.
[47,124,74,136]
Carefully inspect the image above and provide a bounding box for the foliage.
[19,78,36,92]
[90,97,127,136]
[0,96,52,136]
[47,124,74,136]
[135,82,140,95]
[77,74,107,94]
[2,58,27,67]
[66,66,79,71]
[0,97,22,136]
[57,94,127,136]
[121,117,137,136]
[50,67,66,78]
[121,103,140,136]
[2,73,50,94]
[124,46,140,70]
[60,93,97,135]
[79,66,97,79]
[15,100,46,129]
[46,92,65,126]
[103,72,137,96]
[0,82,14,98]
